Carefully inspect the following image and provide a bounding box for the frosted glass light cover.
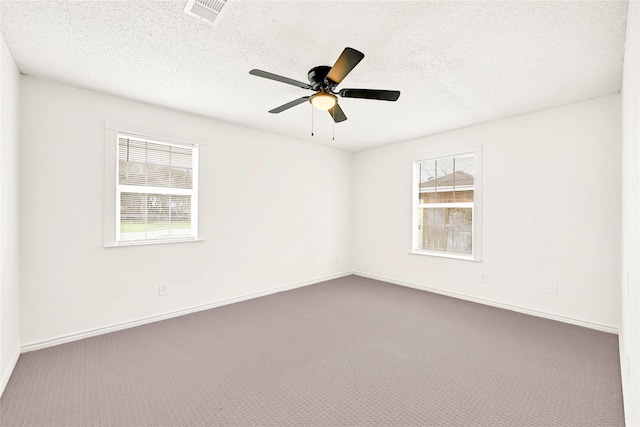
[310,93,337,110]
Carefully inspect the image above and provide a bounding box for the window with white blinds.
[117,133,198,244]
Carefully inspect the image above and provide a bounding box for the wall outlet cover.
[159,284,169,296]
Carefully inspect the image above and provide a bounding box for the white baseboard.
[21,271,352,353]
[354,271,618,334]
[20,270,617,354]
[1,347,20,397]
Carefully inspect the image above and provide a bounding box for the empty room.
[0,1,638,426]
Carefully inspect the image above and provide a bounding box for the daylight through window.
[117,133,198,244]
[414,153,475,258]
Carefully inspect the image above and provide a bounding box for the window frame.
[411,146,482,261]
[104,122,200,247]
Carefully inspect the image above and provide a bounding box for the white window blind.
[117,133,198,244]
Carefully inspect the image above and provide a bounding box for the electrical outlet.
[480,274,489,284]
[547,283,558,295]
[159,284,169,296]
[334,257,339,265]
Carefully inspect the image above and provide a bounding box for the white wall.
[621,1,639,425]
[353,95,621,331]
[19,76,352,348]
[0,33,21,395]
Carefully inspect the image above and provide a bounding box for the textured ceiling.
[0,0,628,151]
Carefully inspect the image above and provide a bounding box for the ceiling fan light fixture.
[309,93,337,111]
[250,47,400,123]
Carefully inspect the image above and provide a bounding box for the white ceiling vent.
[184,0,230,26]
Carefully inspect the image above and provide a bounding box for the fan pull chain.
[332,111,335,141]
[311,105,314,136]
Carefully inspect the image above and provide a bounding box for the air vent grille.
[184,0,230,26]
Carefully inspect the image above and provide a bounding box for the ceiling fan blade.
[326,48,365,85]
[250,69,311,89]
[269,97,310,114]
[328,103,347,123]
[339,88,400,101]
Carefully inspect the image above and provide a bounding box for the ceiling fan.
[249,47,400,123]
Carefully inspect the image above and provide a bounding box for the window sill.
[105,238,205,248]
[408,250,480,262]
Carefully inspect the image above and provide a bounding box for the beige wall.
[353,94,621,332]
[0,32,21,396]
[620,1,639,425]
[18,76,353,348]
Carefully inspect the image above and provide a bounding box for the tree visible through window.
[117,134,198,244]
[414,154,475,257]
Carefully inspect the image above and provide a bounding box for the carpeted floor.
[0,275,624,426]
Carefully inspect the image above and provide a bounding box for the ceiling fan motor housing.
[308,66,335,91]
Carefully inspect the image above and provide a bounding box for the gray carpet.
[0,275,624,426]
